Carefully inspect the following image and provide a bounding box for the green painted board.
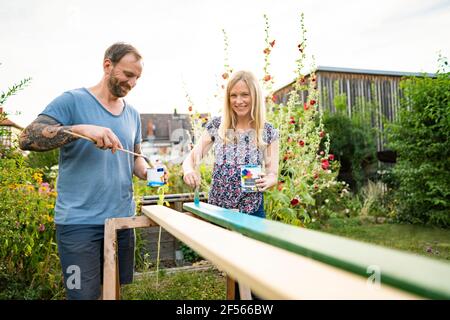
[183,202,450,299]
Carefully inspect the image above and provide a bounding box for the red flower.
[297,43,304,52]
[188,106,193,112]
[291,198,300,206]
[222,72,229,80]
[312,77,316,82]
[38,224,45,233]
[283,155,289,161]
[289,119,296,125]
[298,140,305,147]
[328,154,335,161]
[314,184,318,190]
[272,95,277,103]
[277,182,283,191]
[263,48,271,55]
[321,159,330,170]
[309,99,316,106]
[270,40,276,47]
[263,74,272,82]
[314,173,319,180]
[319,131,325,138]
[304,103,309,111]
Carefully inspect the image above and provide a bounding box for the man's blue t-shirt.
[40,88,142,225]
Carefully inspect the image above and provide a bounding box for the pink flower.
[298,140,305,147]
[329,154,335,161]
[319,131,325,138]
[321,159,330,170]
[319,151,324,155]
[38,224,45,233]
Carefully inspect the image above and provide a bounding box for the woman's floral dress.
[205,117,279,214]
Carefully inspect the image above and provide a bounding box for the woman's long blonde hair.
[219,70,266,147]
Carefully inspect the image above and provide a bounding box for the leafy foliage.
[387,62,450,227]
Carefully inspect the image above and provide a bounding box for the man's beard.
[107,75,131,98]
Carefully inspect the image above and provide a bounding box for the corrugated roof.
[316,65,435,78]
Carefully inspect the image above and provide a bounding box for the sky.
[1,0,450,127]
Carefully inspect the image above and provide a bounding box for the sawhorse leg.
[103,215,157,300]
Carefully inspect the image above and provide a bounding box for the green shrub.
[0,156,63,299]
[387,65,450,227]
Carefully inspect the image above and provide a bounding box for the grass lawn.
[315,218,450,261]
[122,269,226,300]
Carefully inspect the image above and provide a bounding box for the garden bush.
[387,61,450,227]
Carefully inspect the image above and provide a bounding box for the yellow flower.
[33,172,43,184]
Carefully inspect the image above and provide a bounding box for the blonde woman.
[183,70,279,218]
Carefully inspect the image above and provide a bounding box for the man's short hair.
[104,42,142,65]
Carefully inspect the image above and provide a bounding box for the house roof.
[0,118,23,130]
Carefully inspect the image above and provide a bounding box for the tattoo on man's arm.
[134,144,142,163]
[19,115,78,151]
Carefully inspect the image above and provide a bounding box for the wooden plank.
[183,202,450,299]
[142,205,419,299]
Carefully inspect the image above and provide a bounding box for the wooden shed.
[273,66,435,152]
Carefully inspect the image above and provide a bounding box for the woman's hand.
[183,170,201,188]
[255,172,278,192]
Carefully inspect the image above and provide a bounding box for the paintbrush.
[63,129,153,167]
[193,155,200,205]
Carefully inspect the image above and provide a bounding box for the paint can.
[147,167,165,187]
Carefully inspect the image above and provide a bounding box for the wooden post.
[103,215,156,300]
[226,275,235,300]
[103,219,119,300]
[238,283,253,300]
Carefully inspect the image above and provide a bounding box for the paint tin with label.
[147,167,165,187]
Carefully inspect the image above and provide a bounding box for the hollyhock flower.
[319,131,325,138]
[287,137,293,143]
[290,198,300,206]
[277,182,283,191]
[304,103,309,111]
[38,224,45,233]
[263,48,271,55]
[272,95,277,103]
[321,159,330,170]
[289,119,296,125]
[329,154,335,161]
[188,106,193,112]
[314,173,319,180]
[222,72,229,80]
[309,99,316,106]
[263,75,272,82]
